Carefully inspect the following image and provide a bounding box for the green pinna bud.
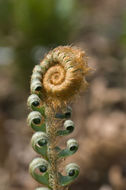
[57,138,78,158]
[64,120,74,132]
[28,111,42,125]
[27,94,41,108]
[27,111,46,132]
[66,163,80,177]
[31,79,42,93]
[67,138,78,152]
[31,132,48,158]
[57,120,74,136]
[27,94,45,116]
[55,106,72,119]
[59,163,80,186]
[64,106,72,118]
[29,158,49,187]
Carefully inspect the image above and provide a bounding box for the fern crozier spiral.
[39,46,91,107]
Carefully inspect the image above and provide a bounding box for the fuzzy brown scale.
[40,46,91,108]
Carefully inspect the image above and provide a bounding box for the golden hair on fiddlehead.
[40,46,91,107]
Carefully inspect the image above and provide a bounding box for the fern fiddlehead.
[27,46,91,190]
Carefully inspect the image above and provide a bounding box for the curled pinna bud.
[67,139,78,152]
[27,94,45,116]
[57,120,74,136]
[64,106,72,118]
[28,111,42,125]
[57,138,78,158]
[31,132,48,158]
[64,120,74,132]
[31,65,43,93]
[55,106,72,119]
[31,79,42,93]
[59,163,80,186]
[27,94,41,109]
[27,111,45,132]
[66,163,80,177]
[29,158,49,186]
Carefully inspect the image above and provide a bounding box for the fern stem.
[45,106,59,190]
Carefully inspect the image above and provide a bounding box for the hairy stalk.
[45,107,59,190]
[27,46,92,190]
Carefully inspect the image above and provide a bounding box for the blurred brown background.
[0,0,126,190]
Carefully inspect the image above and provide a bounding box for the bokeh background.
[0,0,126,190]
